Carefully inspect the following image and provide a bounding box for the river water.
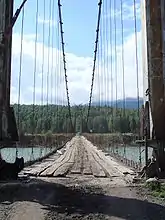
[0,144,153,165]
[0,146,55,163]
[105,145,153,165]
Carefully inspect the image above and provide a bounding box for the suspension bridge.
[1,0,165,219]
[0,0,165,180]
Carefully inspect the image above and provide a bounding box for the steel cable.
[16,6,25,157]
[120,0,126,116]
[41,0,46,133]
[114,0,118,117]
[109,0,113,133]
[31,0,39,160]
[58,0,73,132]
[86,0,102,126]
[133,0,140,135]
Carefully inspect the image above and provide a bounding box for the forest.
[13,104,140,134]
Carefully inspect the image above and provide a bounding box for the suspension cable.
[102,2,106,107]
[51,0,55,115]
[31,0,39,157]
[120,0,126,116]
[41,0,46,133]
[16,6,25,157]
[109,0,113,132]
[58,0,73,131]
[100,13,103,109]
[55,12,60,133]
[46,0,52,112]
[97,42,101,108]
[86,0,102,125]
[133,0,140,136]
[105,0,109,108]
[114,0,118,115]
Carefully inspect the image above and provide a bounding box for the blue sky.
[14,0,101,57]
[11,0,143,104]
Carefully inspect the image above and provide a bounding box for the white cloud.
[11,32,94,105]
[92,29,143,103]
[121,1,141,20]
[38,17,57,27]
[104,1,141,21]
[11,27,143,105]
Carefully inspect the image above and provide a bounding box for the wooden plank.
[40,145,75,176]
[70,144,83,174]
[89,144,135,177]
[82,148,92,175]
[22,154,60,176]
[24,161,54,176]
[53,144,77,177]
[83,138,121,177]
[22,142,74,177]
[39,147,72,176]
[92,150,120,177]
[86,146,106,177]
[53,162,72,177]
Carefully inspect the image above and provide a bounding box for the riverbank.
[1,133,137,148]
[84,133,137,148]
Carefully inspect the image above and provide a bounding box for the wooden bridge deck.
[21,136,136,179]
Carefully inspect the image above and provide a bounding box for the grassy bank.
[19,133,74,147]
[146,181,165,199]
[83,133,137,149]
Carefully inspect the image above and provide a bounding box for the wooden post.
[0,0,14,140]
[0,0,13,107]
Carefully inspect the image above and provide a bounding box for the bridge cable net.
[7,0,71,164]
[133,0,142,167]
[86,0,143,169]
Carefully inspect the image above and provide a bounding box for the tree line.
[12,104,140,134]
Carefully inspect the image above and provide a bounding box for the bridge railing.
[84,133,152,171]
[107,144,142,171]
[0,133,74,166]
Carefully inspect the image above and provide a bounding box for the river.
[0,146,55,163]
[105,145,153,165]
[0,144,152,165]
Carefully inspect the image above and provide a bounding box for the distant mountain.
[91,97,144,109]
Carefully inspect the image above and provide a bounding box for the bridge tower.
[141,0,165,175]
[0,0,18,144]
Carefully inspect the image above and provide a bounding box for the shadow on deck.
[0,178,164,219]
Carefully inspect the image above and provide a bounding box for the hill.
[91,97,143,109]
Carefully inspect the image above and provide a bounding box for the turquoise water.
[106,145,153,165]
[0,146,55,163]
[0,144,153,165]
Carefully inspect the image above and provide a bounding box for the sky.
[10,0,143,105]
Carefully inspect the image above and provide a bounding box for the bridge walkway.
[21,136,136,182]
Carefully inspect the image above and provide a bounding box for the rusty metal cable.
[58,0,73,131]
[86,0,102,126]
